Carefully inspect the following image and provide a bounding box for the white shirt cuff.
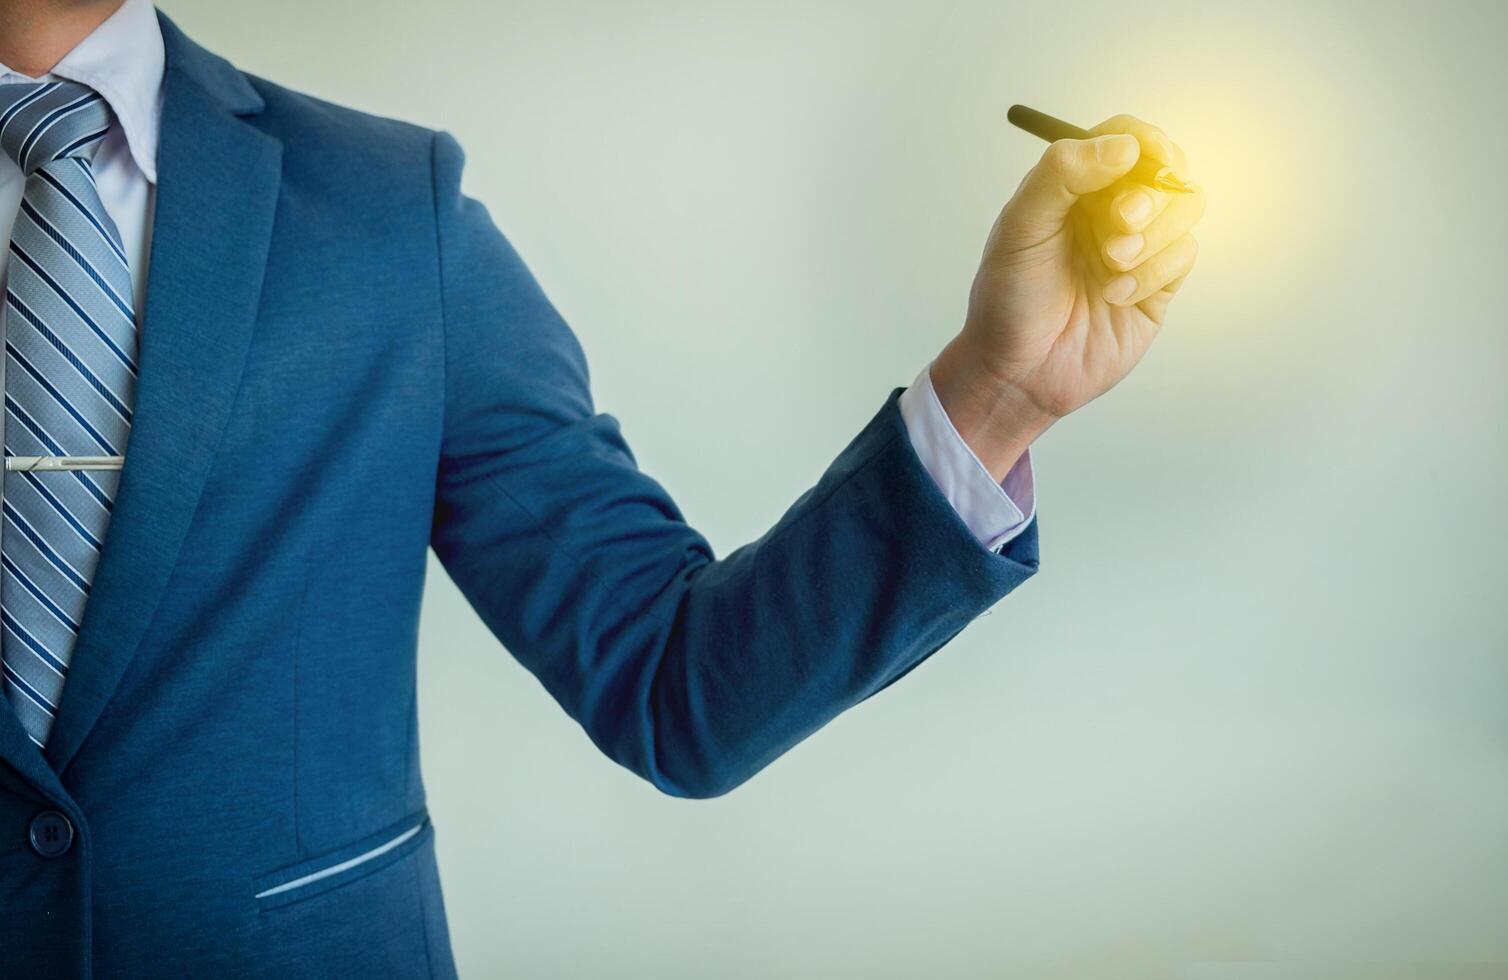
[897,360,1037,553]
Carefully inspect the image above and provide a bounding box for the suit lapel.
[40,15,283,777]
[0,697,68,800]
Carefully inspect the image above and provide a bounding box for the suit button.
[29,810,74,858]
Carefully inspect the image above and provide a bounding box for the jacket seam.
[412,850,438,979]
[292,554,308,854]
[429,130,449,467]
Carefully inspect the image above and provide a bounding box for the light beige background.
[161,2,1508,977]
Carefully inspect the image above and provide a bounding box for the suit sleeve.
[427,131,1041,799]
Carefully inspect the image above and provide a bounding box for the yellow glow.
[1060,14,1374,308]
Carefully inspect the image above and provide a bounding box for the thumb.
[1004,133,1139,240]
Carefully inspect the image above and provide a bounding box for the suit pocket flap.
[254,809,431,910]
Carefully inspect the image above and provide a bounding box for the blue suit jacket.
[0,13,1038,977]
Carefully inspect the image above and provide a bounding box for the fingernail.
[1118,191,1154,225]
[1151,132,1176,165]
[1095,134,1137,166]
[1105,233,1143,265]
[1103,274,1136,303]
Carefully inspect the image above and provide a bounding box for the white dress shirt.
[0,0,160,322]
[0,0,1035,553]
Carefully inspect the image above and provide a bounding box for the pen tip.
[1155,169,1195,194]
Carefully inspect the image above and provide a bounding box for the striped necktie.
[0,81,138,748]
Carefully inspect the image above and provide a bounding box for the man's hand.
[929,114,1205,481]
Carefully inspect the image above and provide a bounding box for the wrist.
[928,335,1057,483]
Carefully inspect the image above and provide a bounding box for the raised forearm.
[928,333,1057,483]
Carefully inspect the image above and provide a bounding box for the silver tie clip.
[5,456,125,471]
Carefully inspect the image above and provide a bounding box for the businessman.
[0,0,1204,975]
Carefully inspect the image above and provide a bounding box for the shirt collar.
[0,0,165,183]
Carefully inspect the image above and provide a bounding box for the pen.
[1007,104,1193,194]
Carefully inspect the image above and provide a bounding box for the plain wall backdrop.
[158,2,1507,977]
